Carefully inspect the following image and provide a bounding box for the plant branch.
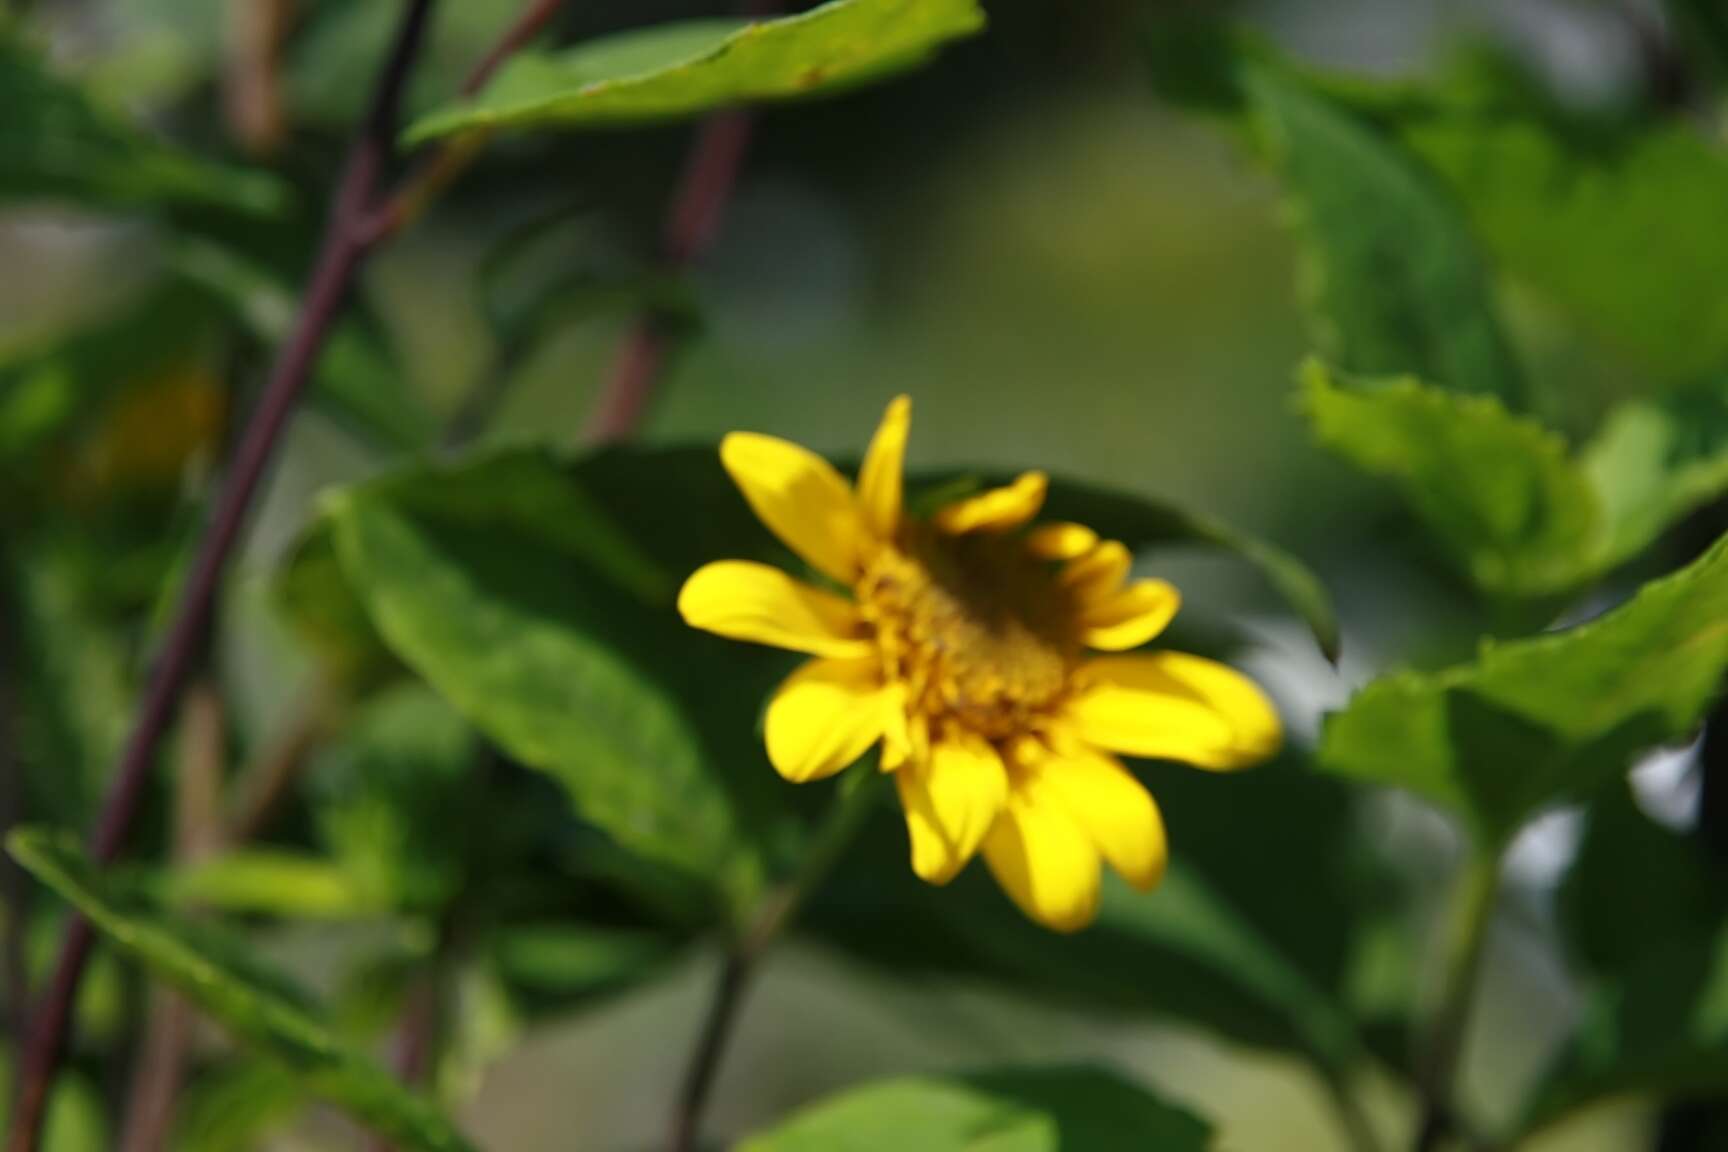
[584,104,757,444]
[584,0,780,444]
[4,4,439,1149]
[118,677,227,1152]
[366,0,570,242]
[668,763,883,1152]
[1412,852,1503,1152]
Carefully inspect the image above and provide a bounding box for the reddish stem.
[4,3,437,1148]
[583,95,761,443]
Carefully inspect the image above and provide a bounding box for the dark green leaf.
[0,31,284,214]
[286,444,1339,923]
[311,684,478,916]
[1318,531,1728,844]
[6,830,478,1152]
[491,923,677,1007]
[404,0,988,143]
[1244,62,1524,403]
[735,1066,1211,1152]
[172,1062,305,1152]
[1304,364,1728,599]
[1523,782,1728,1135]
[810,754,1376,1071]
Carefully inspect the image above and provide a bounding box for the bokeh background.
[0,0,1704,1148]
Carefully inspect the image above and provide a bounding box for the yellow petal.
[856,395,911,541]
[1081,579,1181,651]
[896,732,1008,884]
[933,471,1048,535]
[721,432,864,583]
[1027,749,1166,890]
[678,561,869,657]
[982,784,1101,933]
[1026,521,1098,561]
[1060,540,1131,601]
[1064,652,1282,770]
[765,658,888,782]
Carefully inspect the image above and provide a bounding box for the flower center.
[856,524,1079,740]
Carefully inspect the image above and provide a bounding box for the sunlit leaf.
[736,1066,1212,1152]
[1301,361,1596,598]
[1580,384,1728,569]
[1318,531,1728,844]
[6,830,478,1152]
[404,0,987,143]
[1304,363,1728,600]
[156,851,386,920]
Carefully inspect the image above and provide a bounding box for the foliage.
[405,0,988,142]
[5,2,1728,1151]
[7,830,476,1152]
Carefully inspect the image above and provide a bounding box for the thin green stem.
[668,763,886,1152]
[1413,851,1504,1152]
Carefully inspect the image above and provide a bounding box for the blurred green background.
[0,0,1703,1148]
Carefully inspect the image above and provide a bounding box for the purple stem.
[4,3,438,1148]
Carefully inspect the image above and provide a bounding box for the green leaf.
[320,448,778,924]
[1244,61,1525,403]
[156,851,386,920]
[1390,111,1728,384]
[491,923,677,1010]
[9,548,133,825]
[172,1062,305,1152]
[0,30,284,214]
[1317,531,1728,845]
[6,829,478,1152]
[1580,385,1728,569]
[1304,364,1728,599]
[282,441,1341,937]
[735,1066,1211,1152]
[1300,361,1596,598]
[311,684,479,916]
[1522,782,1728,1135]
[0,1054,107,1152]
[404,0,987,143]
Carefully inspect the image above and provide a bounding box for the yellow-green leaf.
[404,0,986,143]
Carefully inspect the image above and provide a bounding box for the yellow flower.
[678,397,1282,932]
